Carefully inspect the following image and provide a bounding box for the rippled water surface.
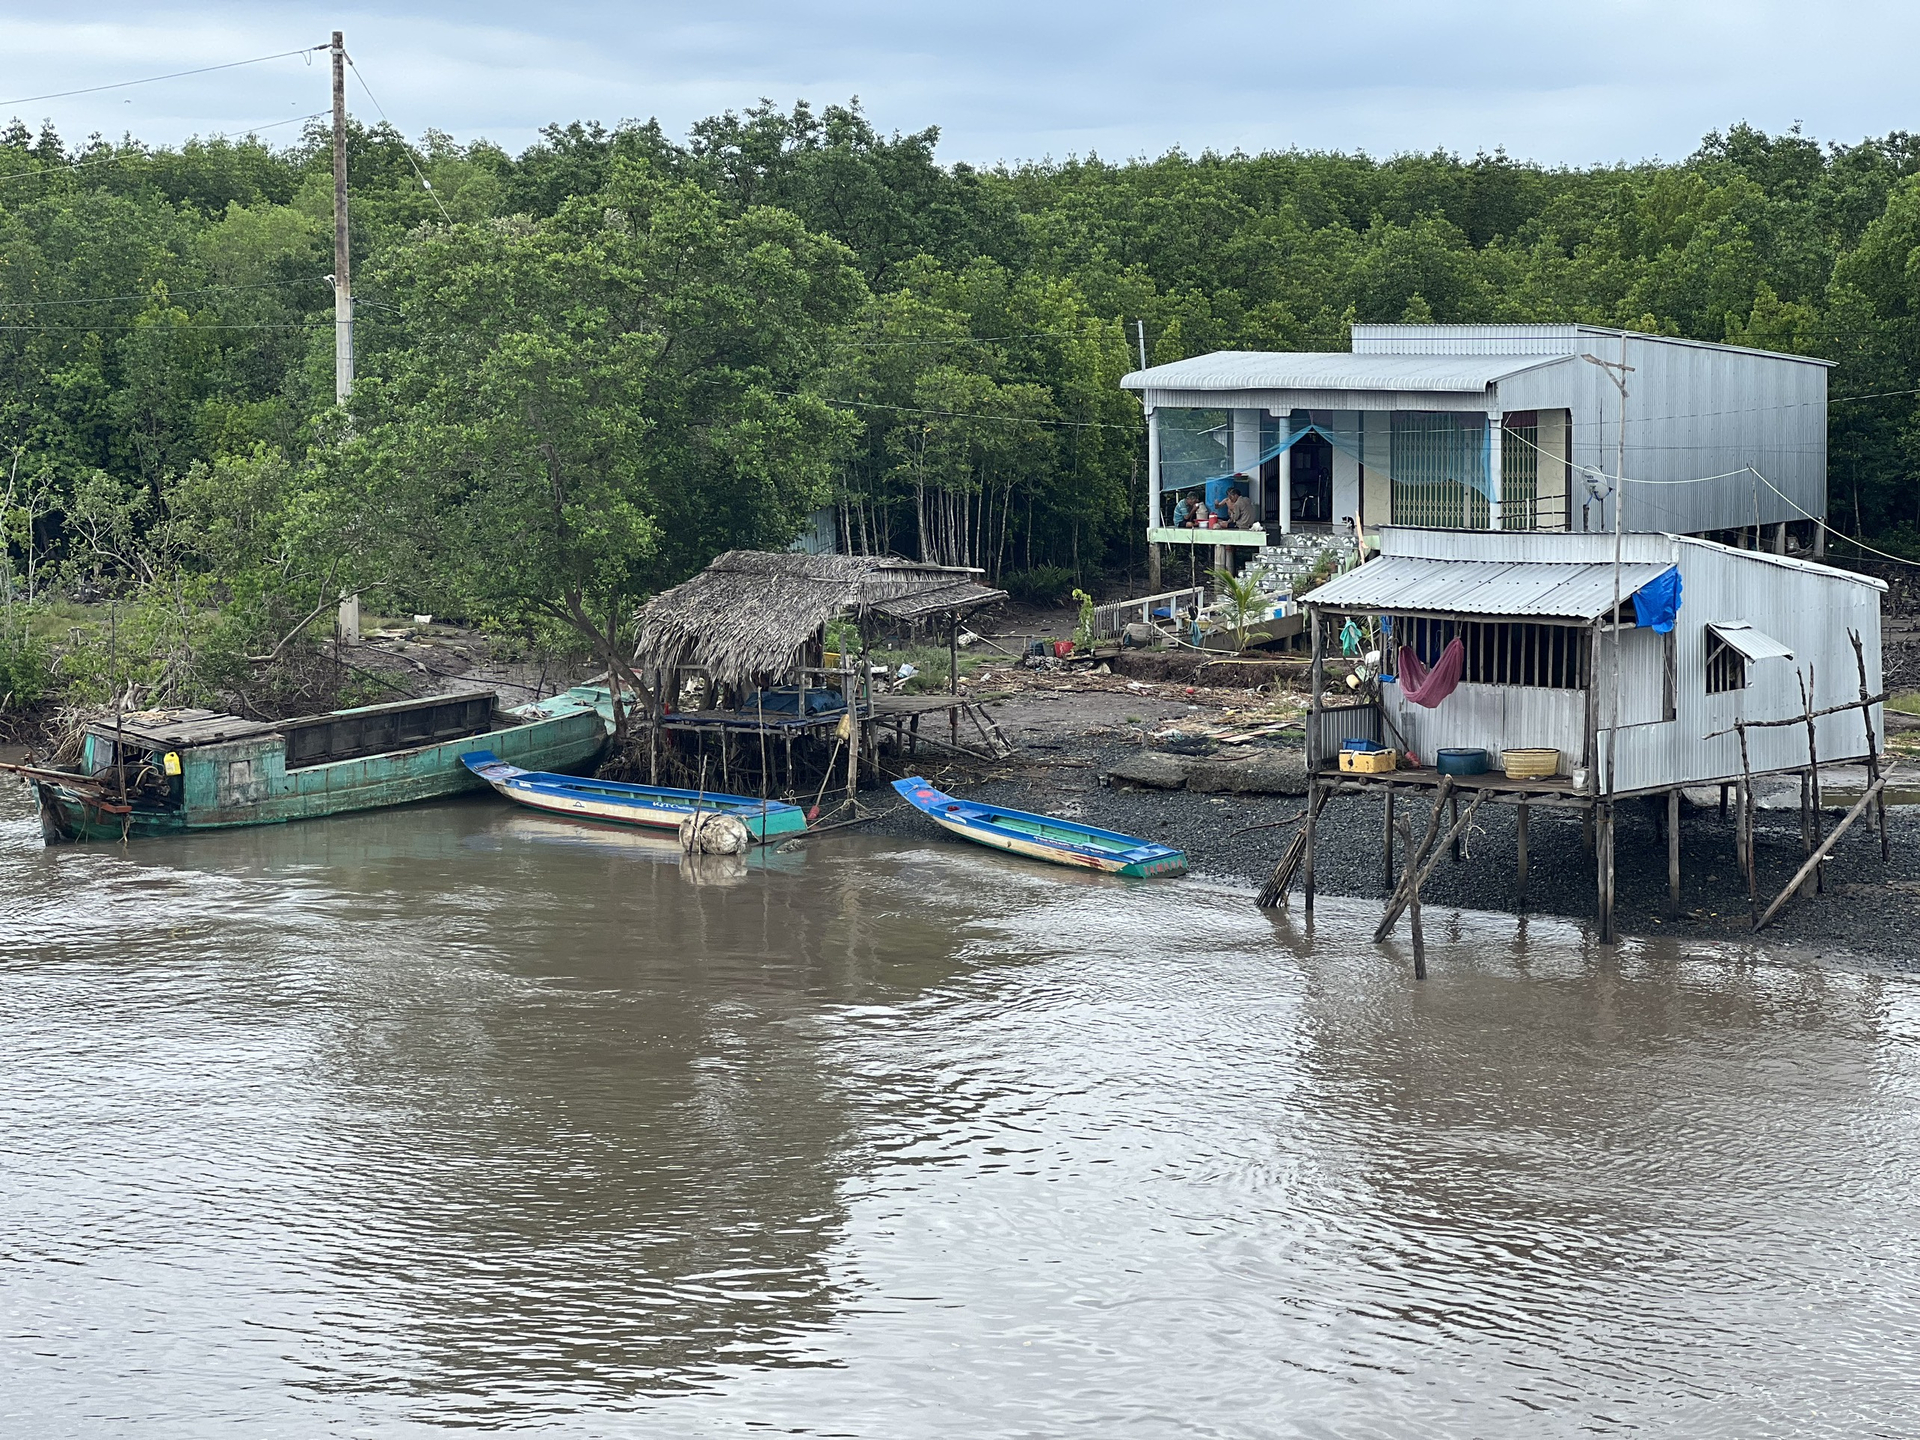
[6,782,1920,1437]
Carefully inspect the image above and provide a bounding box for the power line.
[343,52,450,223]
[0,320,328,332]
[0,46,326,109]
[0,278,329,310]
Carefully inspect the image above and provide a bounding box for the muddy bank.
[867,728,1920,968]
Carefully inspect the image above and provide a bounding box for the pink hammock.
[1398,639,1465,708]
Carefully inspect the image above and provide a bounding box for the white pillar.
[1271,410,1292,535]
[1232,409,1260,479]
[1144,404,1161,590]
[1487,410,1503,531]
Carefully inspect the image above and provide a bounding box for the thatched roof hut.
[632,551,1005,689]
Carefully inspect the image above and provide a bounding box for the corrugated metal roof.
[1707,621,1796,662]
[1304,555,1676,619]
[1119,350,1567,394]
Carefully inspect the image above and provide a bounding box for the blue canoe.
[892,776,1187,878]
[462,751,808,842]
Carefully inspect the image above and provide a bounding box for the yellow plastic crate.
[1339,748,1397,774]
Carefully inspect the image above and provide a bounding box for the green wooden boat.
[16,689,608,843]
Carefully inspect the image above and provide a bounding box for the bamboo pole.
[1257,783,1328,908]
[1596,801,1615,943]
[1303,776,1320,913]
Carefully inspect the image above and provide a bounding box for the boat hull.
[34,706,607,843]
[892,777,1187,878]
[463,752,807,842]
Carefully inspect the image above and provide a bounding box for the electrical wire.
[343,52,451,224]
[1745,466,1920,569]
[0,277,329,310]
[0,45,327,109]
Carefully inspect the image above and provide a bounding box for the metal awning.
[1303,555,1676,620]
[1706,621,1795,663]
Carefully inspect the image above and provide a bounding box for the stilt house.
[1290,527,1887,938]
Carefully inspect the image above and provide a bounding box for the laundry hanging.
[1397,639,1465,708]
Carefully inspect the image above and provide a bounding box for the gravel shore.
[867,739,1920,971]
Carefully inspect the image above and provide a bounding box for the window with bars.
[1390,412,1489,528]
[1500,414,1539,530]
[1392,616,1592,689]
[1704,631,1748,693]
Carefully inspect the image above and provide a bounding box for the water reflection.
[5,786,1920,1437]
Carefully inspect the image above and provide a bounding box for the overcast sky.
[2,1,1916,170]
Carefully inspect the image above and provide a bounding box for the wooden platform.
[1314,765,1590,807]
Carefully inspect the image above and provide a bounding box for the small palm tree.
[1209,565,1266,653]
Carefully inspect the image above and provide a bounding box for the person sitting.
[1226,488,1257,530]
[1171,494,1200,527]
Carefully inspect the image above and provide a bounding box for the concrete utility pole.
[1583,335,1634,941]
[331,30,360,642]
[331,31,352,404]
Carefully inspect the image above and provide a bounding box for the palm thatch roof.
[632,551,1006,688]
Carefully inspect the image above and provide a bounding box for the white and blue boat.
[892,777,1187,877]
[462,751,808,842]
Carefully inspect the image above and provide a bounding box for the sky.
[2,1,1917,170]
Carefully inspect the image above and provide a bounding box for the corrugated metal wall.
[1335,529,1886,792]
[1602,539,1884,792]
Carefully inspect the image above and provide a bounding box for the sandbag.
[678,811,752,855]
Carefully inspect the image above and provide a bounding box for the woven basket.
[1502,747,1561,779]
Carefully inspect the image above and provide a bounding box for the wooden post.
[1719,783,1728,819]
[1802,665,1824,893]
[1849,629,1889,862]
[1449,792,1462,862]
[1736,720,1758,926]
[1307,607,1325,770]
[949,615,960,748]
[1257,783,1328,908]
[1516,800,1530,909]
[1303,777,1319,913]
[843,652,859,803]
[1374,782,1478,942]
[1596,801,1616,944]
[1394,815,1427,981]
[1382,786,1396,891]
[1667,788,1681,911]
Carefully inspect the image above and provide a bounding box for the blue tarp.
[1631,566,1683,633]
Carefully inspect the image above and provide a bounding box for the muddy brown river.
[4,782,1919,1437]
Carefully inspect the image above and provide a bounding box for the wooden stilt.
[1381,787,1396,892]
[1303,777,1319,913]
[1736,721,1758,927]
[1583,808,1595,854]
[1667,788,1681,911]
[1393,815,1427,981]
[1850,629,1890,862]
[1596,802,1616,944]
[1449,793,1462,862]
[1802,666,1824,894]
[1375,784,1481,942]
[1719,783,1728,819]
[1516,800,1530,909]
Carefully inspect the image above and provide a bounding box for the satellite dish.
[1581,465,1611,500]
